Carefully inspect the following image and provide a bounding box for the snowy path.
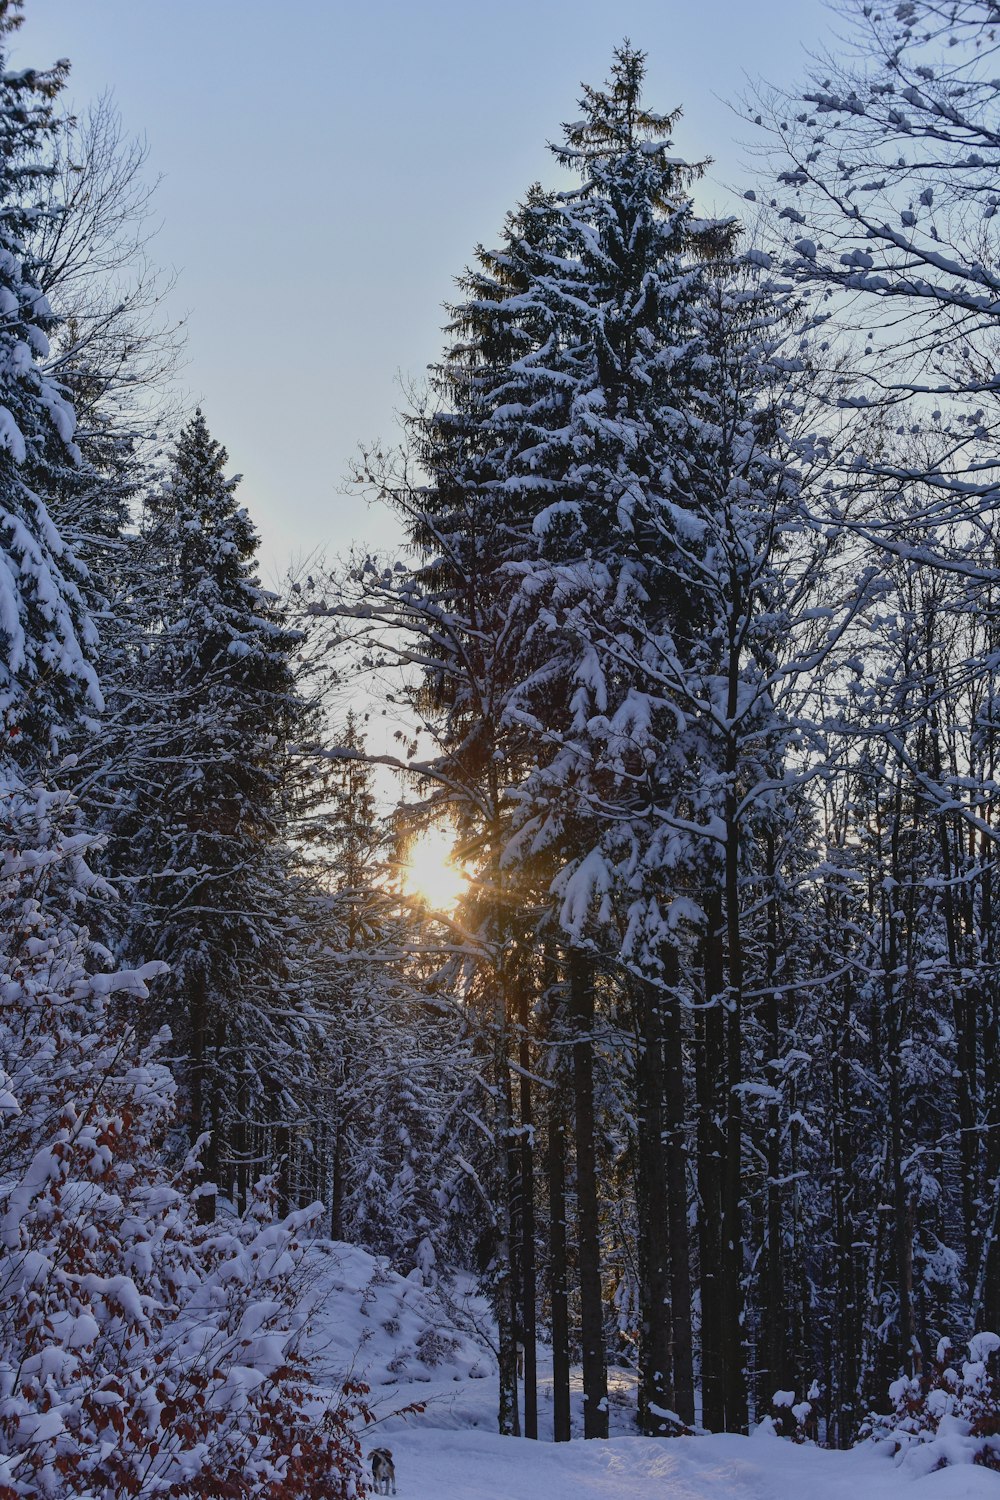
[383,1427,1000,1500]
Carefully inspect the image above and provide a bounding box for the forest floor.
[302,1242,999,1500]
[374,1425,998,1500]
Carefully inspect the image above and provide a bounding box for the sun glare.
[401,826,468,911]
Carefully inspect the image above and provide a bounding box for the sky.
[16,0,833,583]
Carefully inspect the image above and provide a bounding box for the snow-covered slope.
[302,1242,999,1500]
[302,1241,496,1429]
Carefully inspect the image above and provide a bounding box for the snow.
[969,1334,1000,1364]
[303,1241,493,1423]
[382,1428,1000,1500]
[302,1242,999,1500]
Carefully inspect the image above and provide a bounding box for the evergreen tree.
[111,410,313,1201]
[0,1,99,760]
[348,43,808,1438]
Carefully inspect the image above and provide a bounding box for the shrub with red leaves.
[862,1332,1000,1475]
[0,778,368,1498]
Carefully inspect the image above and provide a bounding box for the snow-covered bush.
[863,1334,1000,1474]
[0,776,366,1498]
[768,1386,818,1443]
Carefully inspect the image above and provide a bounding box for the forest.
[2,0,1000,1493]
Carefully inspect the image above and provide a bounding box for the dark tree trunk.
[330,1037,351,1241]
[721,768,748,1432]
[697,891,726,1432]
[517,967,538,1439]
[635,975,674,1433]
[888,1032,916,1374]
[488,791,520,1438]
[273,1118,291,1217]
[496,1264,520,1438]
[831,978,860,1447]
[189,968,208,1152]
[980,828,1000,1330]
[503,1061,522,1436]
[758,841,788,1417]
[932,749,979,1298]
[570,948,608,1439]
[981,978,1000,1329]
[885,786,917,1377]
[548,1086,572,1442]
[231,1072,248,1216]
[331,1109,347,1242]
[662,954,695,1427]
[190,970,218,1223]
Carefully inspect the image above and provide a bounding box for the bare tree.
[30,93,184,448]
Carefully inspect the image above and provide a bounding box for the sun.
[401,826,468,910]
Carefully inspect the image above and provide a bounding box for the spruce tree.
[494,44,738,1437]
[347,42,840,1441]
[352,42,735,1437]
[0,1,99,761]
[113,410,310,1201]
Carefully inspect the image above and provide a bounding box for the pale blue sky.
[18,1,831,578]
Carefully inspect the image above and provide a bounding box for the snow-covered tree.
[108,411,317,1202]
[346,42,836,1439]
[0,1,100,761]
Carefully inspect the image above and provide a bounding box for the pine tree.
[344,40,889,1444]
[0,2,100,761]
[112,410,313,1202]
[489,44,745,1436]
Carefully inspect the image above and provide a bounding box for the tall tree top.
[555,42,701,201]
[146,408,303,688]
[157,408,258,594]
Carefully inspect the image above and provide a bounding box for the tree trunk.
[331,1108,347,1241]
[503,1060,522,1436]
[888,1033,916,1374]
[634,975,674,1433]
[721,766,748,1432]
[830,976,859,1447]
[548,1086,572,1442]
[758,840,788,1417]
[570,948,608,1439]
[697,891,726,1431]
[517,966,538,1439]
[662,949,695,1426]
[979,823,1000,1330]
[885,785,917,1376]
[189,967,207,1152]
[190,968,218,1224]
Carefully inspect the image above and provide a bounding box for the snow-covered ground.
[302,1242,1000,1500]
[384,1427,999,1500]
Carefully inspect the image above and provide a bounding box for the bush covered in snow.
[0,777,367,1499]
[767,1385,818,1443]
[863,1333,1000,1474]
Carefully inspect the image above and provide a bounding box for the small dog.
[370,1447,396,1496]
